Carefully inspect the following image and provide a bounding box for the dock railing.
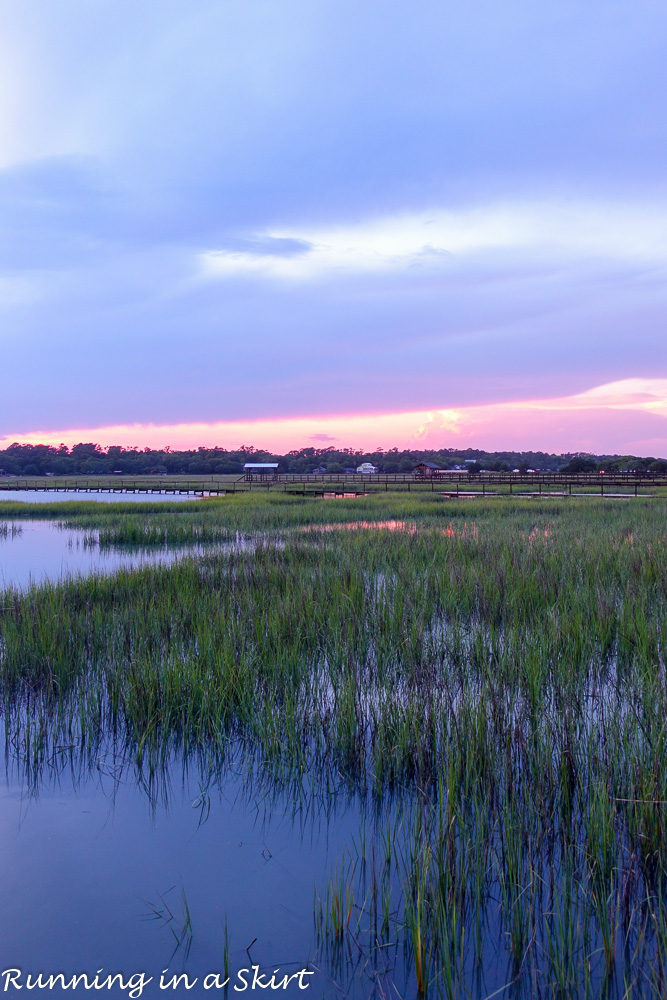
[1,470,667,497]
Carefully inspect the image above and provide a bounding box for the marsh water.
[0,519,342,994]
[0,520,244,590]
[0,520,363,997]
[0,491,202,505]
[0,519,503,998]
[0,750,363,998]
[2,501,667,998]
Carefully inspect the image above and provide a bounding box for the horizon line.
[1,378,666,459]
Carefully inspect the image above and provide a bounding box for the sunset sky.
[2,1,666,455]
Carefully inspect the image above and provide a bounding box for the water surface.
[0,521,217,590]
[0,491,201,505]
[0,749,361,998]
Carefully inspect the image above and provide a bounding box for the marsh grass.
[2,494,667,995]
[142,884,194,961]
[0,522,22,539]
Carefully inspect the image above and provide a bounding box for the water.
[1,512,663,998]
[0,750,360,998]
[1,519,350,996]
[0,491,202,504]
[0,521,417,997]
[0,521,208,590]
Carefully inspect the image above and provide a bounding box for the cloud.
[199,200,667,281]
[414,411,463,440]
[3,226,667,432]
[4,379,666,457]
[570,379,667,415]
[1,1,666,445]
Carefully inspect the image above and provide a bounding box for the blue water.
[0,513,649,998]
[0,519,387,998]
[0,521,203,590]
[0,491,201,504]
[0,751,360,998]
[1,518,355,997]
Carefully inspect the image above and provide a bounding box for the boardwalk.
[1,471,666,498]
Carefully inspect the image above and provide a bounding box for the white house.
[356,462,379,474]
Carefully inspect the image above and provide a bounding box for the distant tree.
[631,457,655,472]
[52,458,73,474]
[561,456,597,473]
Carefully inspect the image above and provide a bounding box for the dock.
[0,471,666,499]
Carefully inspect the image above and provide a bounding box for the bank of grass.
[0,498,216,518]
[3,487,661,542]
[1,494,667,995]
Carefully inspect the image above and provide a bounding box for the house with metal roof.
[414,461,443,478]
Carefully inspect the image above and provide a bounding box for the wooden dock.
[0,471,666,498]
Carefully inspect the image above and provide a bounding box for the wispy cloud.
[1,2,665,445]
[199,201,667,281]
[4,380,666,456]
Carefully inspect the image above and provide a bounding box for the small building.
[356,462,379,474]
[243,462,279,480]
[414,461,442,478]
[312,467,327,474]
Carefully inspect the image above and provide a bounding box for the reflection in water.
[0,523,22,539]
[2,702,663,1000]
[0,521,262,591]
[0,732,365,997]
[2,514,667,997]
[0,490,202,505]
[303,518,479,538]
[305,518,417,533]
[0,520,185,590]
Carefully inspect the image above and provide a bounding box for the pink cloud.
[2,379,666,456]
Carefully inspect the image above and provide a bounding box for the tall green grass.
[2,494,667,995]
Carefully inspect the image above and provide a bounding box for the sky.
[1,0,666,456]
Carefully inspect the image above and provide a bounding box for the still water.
[0,520,207,590]
[0,514,654,998]
[0,750,362,998]
[0,491,200,504]
[0,520,356,996]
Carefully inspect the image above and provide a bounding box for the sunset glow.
[1,2,666,455]
[4,379,666,456]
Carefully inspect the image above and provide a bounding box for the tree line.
[0,441,665,477]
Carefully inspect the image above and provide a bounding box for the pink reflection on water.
[526,524,553,544]
[304,520,479,538]
[306,519,417,533]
